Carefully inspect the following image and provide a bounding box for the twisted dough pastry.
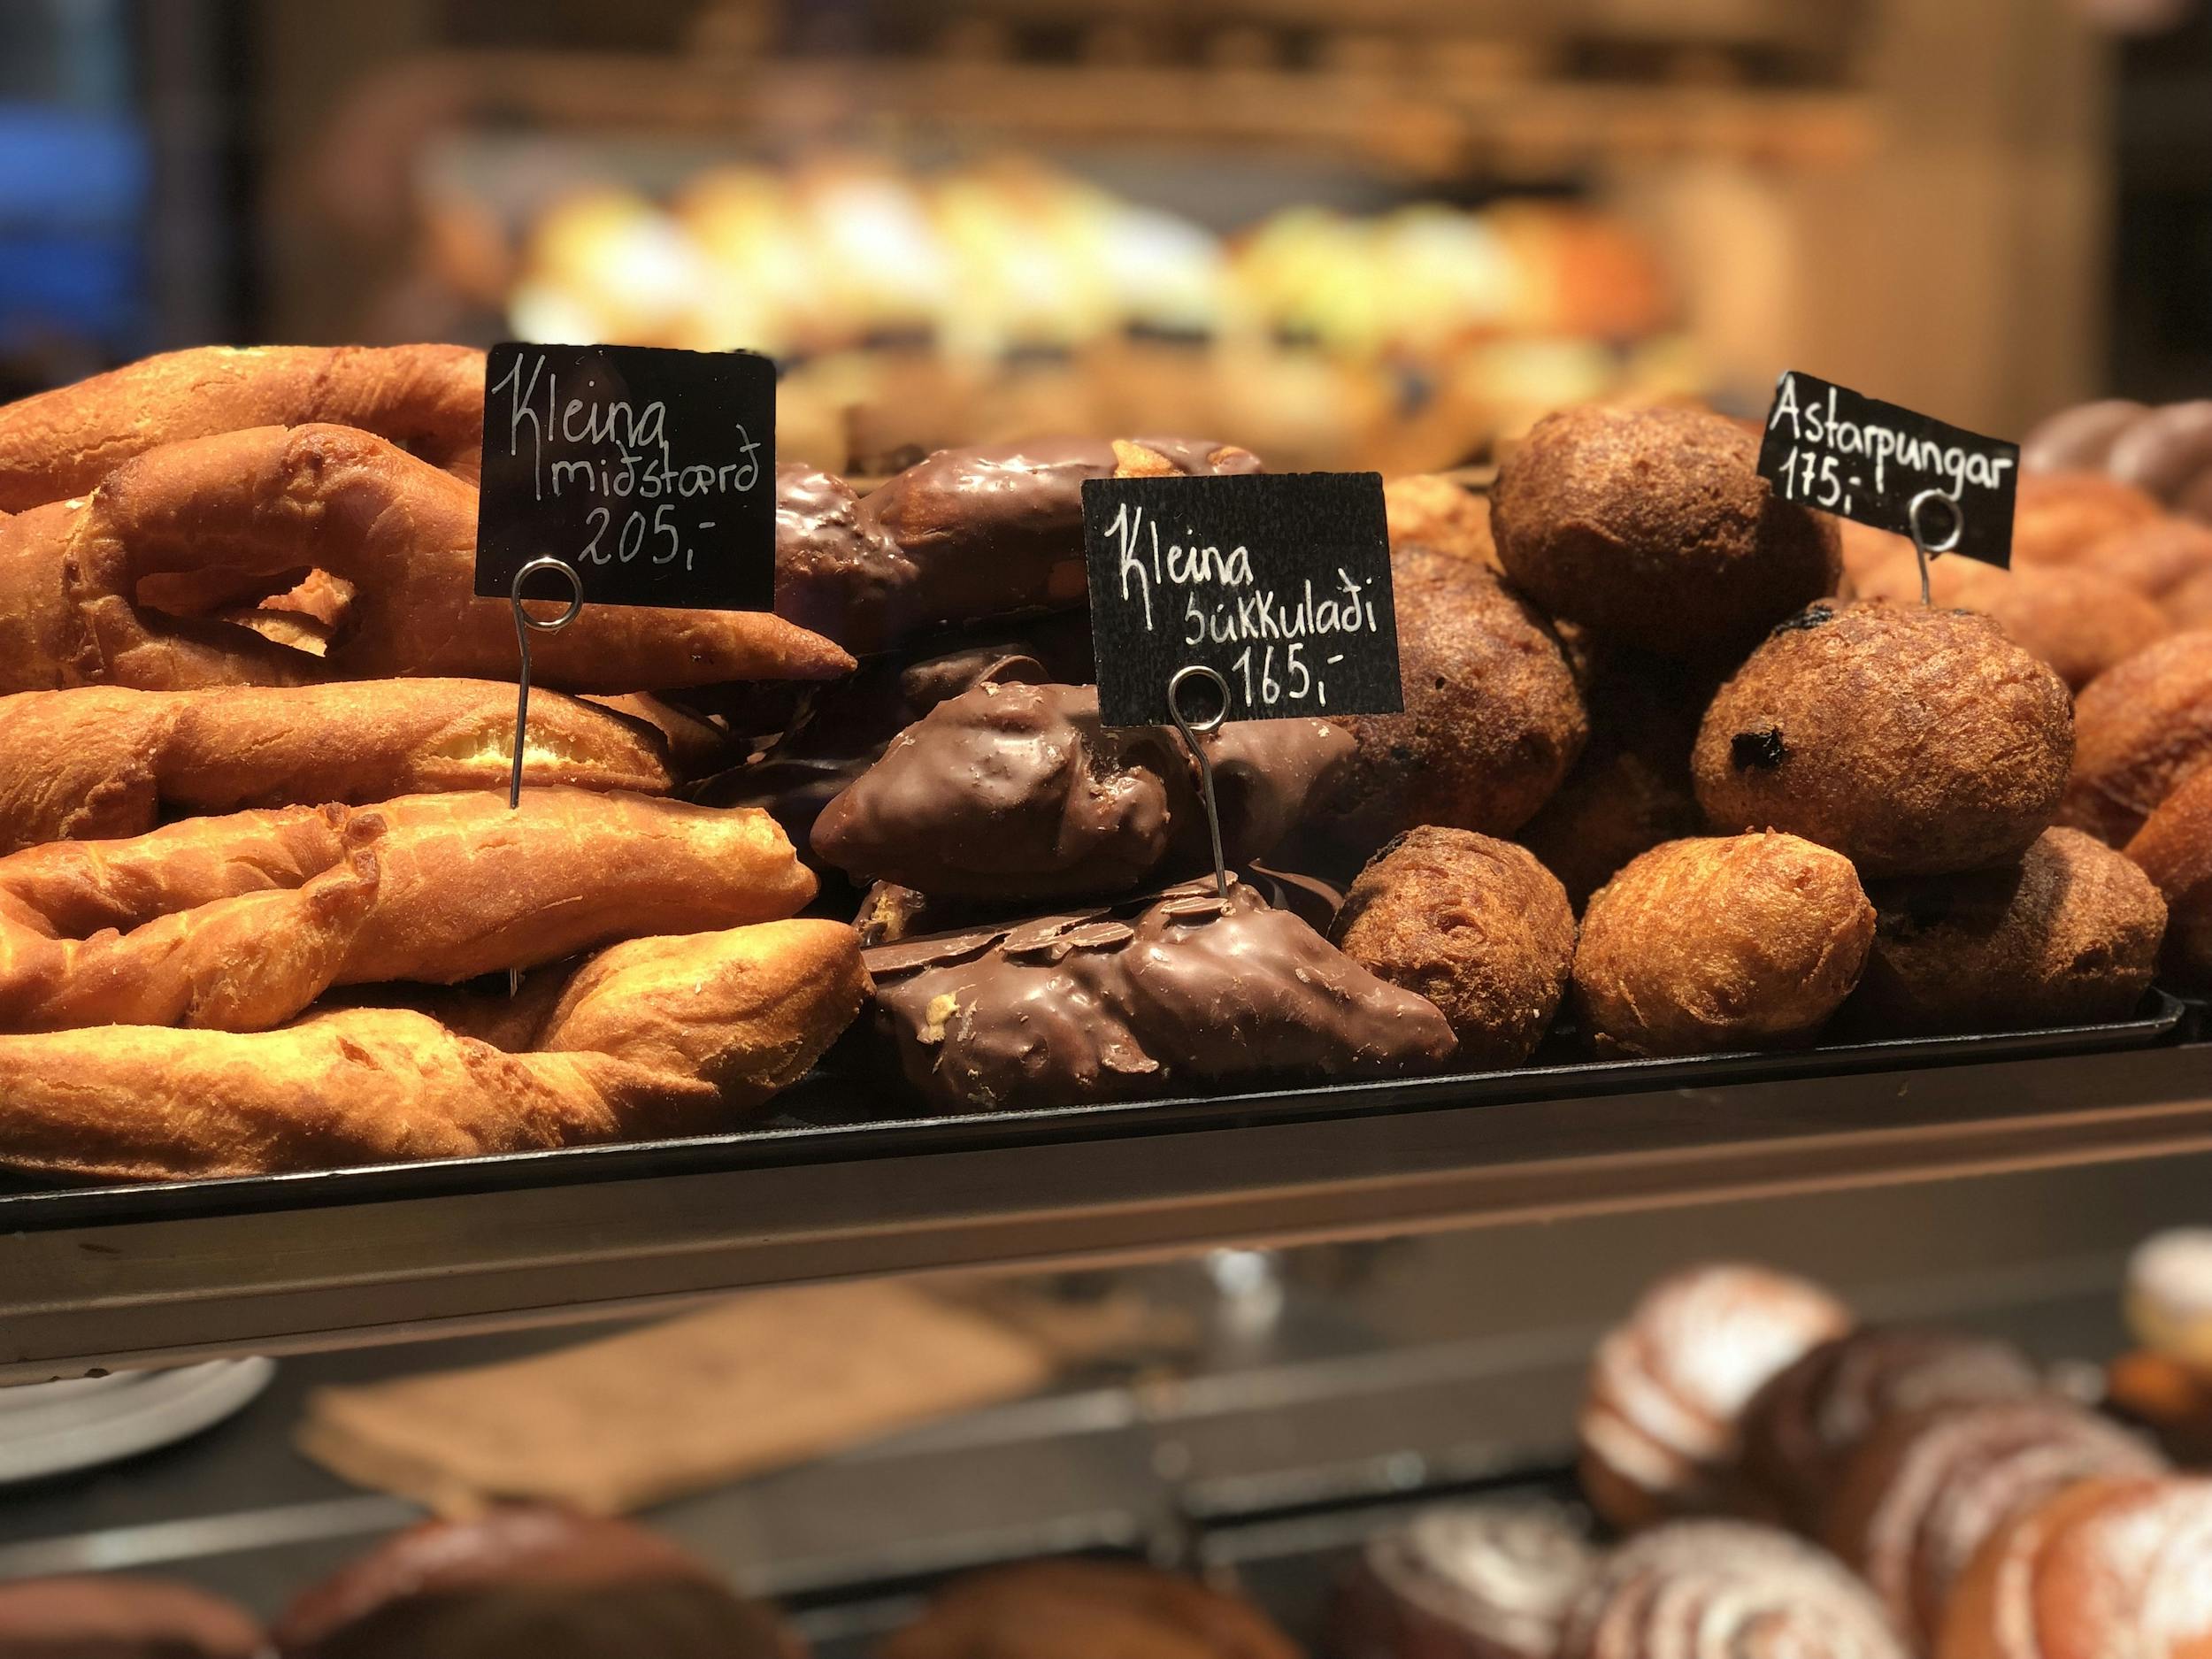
[1938,1475,2212,1659]
[0,343,487,511]
[0,423,852,693]
[1557,1521,1905,1659]
[0,787,812,1032]
[0,681,677,853]
[0,918,866,1182]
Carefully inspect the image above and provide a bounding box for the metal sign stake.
[1167,664,1233,911]
[506,555,584,992]
[1906,488,1964,608]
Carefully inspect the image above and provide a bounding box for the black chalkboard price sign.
[1082,472,1402,728]
[1757,370,2019,568]
[473,342,776,609]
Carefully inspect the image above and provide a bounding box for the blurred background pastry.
[273,1507,804,1659]
[1330,1502,1597,1659]
[877,1560,1300,1659]
[1557,1520,1905,1659]
[1577,1263,1851,1529]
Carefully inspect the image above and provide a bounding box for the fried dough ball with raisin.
[1333,826,1576,1066]
[1324,546,1587,850]
[1694,603,2072,878]
[1490,403,1839,662]
[1846,828,2166,1035]
[1571,833,1875,1056]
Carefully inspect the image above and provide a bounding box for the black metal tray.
[0,990,2189,1234]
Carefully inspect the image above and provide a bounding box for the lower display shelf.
[0,1039,2207,1383]
[0,1231,2139,1618]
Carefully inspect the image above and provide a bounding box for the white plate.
[0,1360,276,1483]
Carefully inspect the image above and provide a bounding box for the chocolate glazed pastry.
[699,617,1096,849]
[1578,1263,1853,1530]
[1331,1502,1598,1659]
[772,461,914,654]
[877,1560,1301,1659]
[1937,1475,2212,1659]
[1557,1521,1906,1659]
[1824,1398,2167,1649]
[853,863,1348,952]
[812,680,1353,902]
[866,878,1455,1111]
[273,1507,803,1659]
[805,436,1260,654]
[1738,1328,2044,1531]
[0,1575,264,1658]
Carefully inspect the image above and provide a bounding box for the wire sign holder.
[504,554,584,992]
[1166,664,1233,910]
[1906,488,1964,609]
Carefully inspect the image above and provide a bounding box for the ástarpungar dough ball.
[2170,565,2212,631]
[1847,827,2167,1035]
[2084,516,2212,604]
[1694,602,2074,878]
[1849,549,2169,690]
[1571,833,1875,1057]
[2059,629,2212,846]
[1333,826,1577,1066]
[2127,766,2212,993]
[1490,403,1840,662]
[1386,472,1498,568]
[1516,644,1711,909]
[1325,544,1587,849]
[2010,470,2164,566]
[1836,518,1911,588]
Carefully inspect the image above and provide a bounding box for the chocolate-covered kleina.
[867,878,1455,1110]
[793,437,1258,653]
[812,679,1351,902]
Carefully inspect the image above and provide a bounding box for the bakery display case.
[4,0,2212,1651]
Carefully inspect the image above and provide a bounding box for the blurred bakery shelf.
[0,1202,2153,1618]
[313,53,1878,187]
[1,1039,2206,1386]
